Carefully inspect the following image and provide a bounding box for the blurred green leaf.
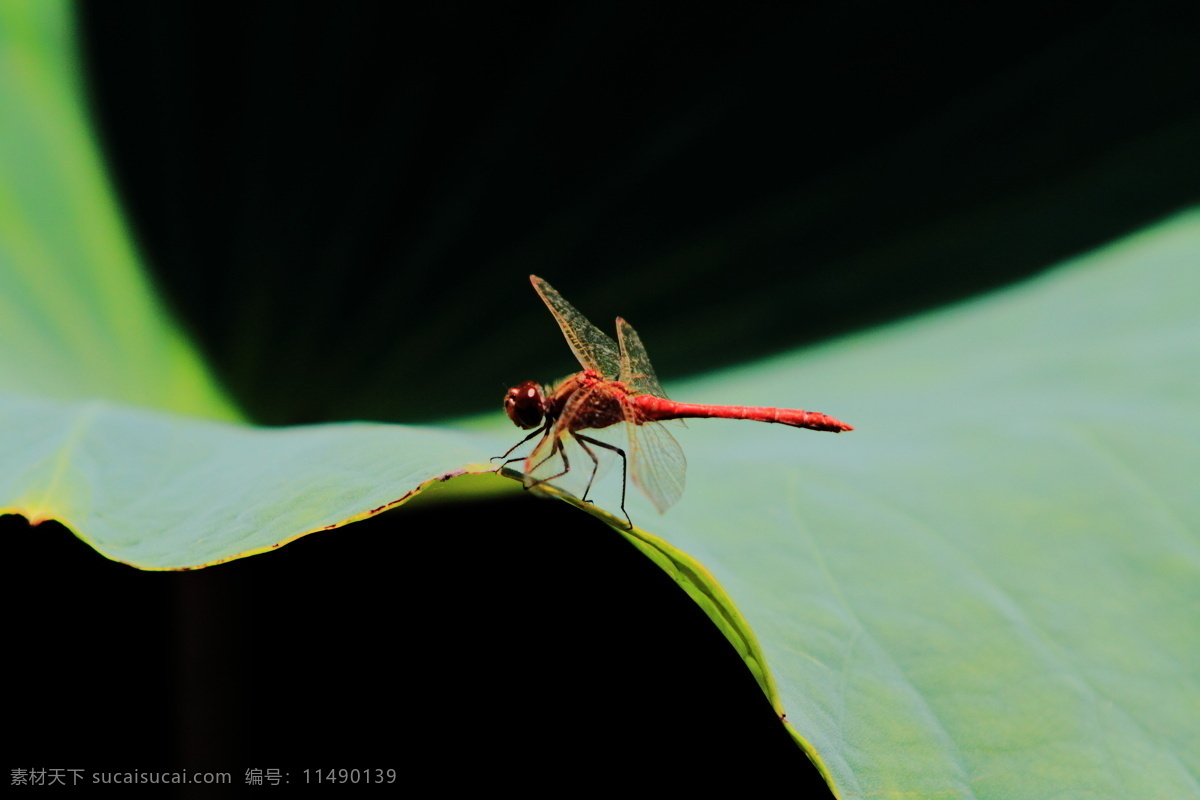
[0,0,235,420]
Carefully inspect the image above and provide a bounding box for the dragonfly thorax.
[504,380,547,430]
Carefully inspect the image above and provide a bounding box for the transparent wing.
[531,276,622,380]
[523,425,562,488]
[616,317,669,399]
[626,411,687,514]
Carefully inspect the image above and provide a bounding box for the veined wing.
[625,407,687,514]
[616,317,670,399]
[531,276,622,379]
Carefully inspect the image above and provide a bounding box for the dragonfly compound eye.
[504,381,545,429]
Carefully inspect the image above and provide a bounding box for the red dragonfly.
[497,276,852,527]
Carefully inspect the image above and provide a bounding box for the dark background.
[78,2,1200,426]
[12,1,1200,794]
[8,496,815,793]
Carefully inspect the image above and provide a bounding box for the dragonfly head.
[504,381,546,429]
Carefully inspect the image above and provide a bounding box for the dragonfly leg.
[570,436,603,506]
[491,423,550,470]
[573,433,631,530]
[525,436,571,489]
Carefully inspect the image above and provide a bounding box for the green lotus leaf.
[3,3,1197,797]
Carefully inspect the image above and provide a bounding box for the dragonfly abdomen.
[635,396,852,432]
